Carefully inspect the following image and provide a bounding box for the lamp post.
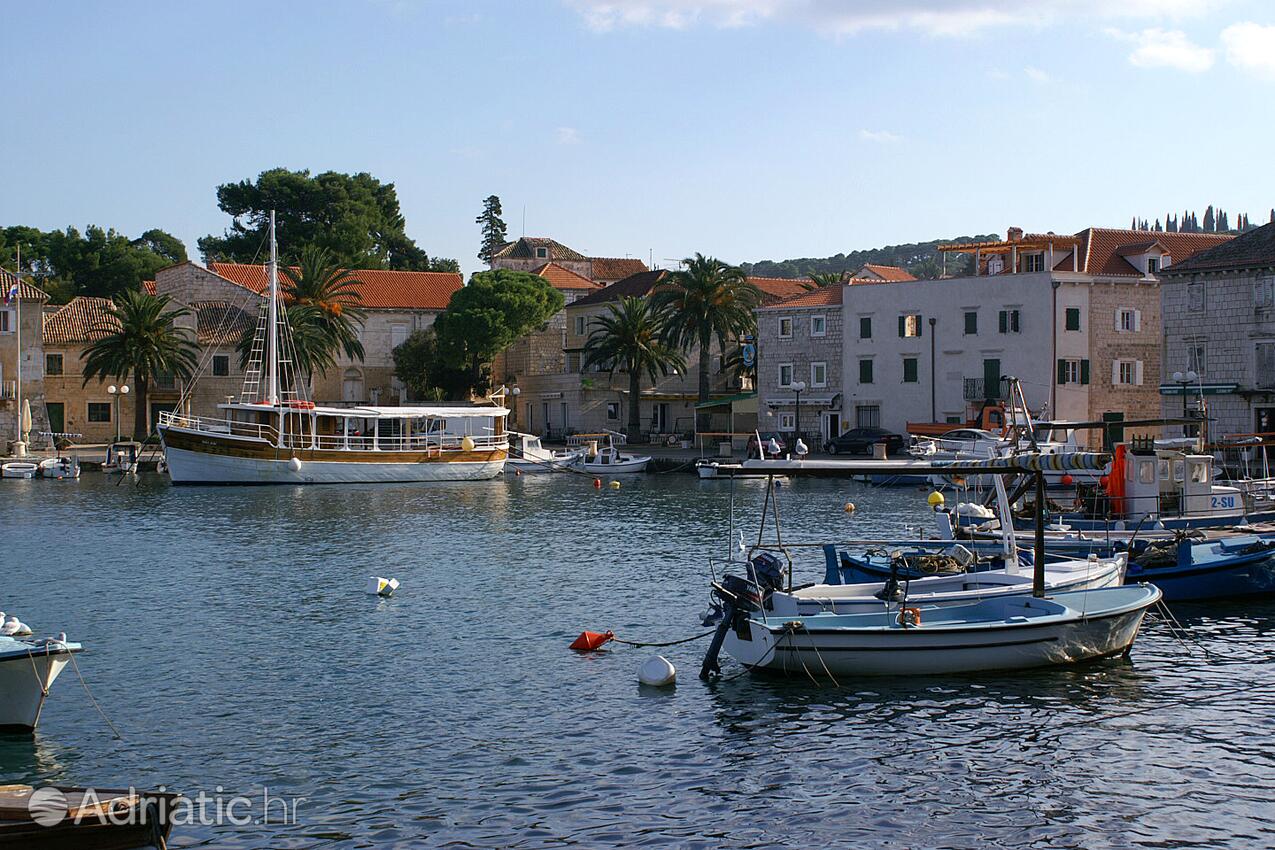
[510,386,520,426]
[791,380,806,448]
[1172,370,1198,436]
[107,384,129,443]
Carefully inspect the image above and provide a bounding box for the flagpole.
[13,245,22,455]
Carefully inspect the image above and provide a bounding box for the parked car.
[823,427,906,456]
[747,431,788,458]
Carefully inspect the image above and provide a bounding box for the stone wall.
[756,303,843,440]
[1087,280,1163,446]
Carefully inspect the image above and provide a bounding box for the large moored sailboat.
[157,212,508,485]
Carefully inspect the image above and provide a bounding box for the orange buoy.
[593,478,603,489]
[570,630,615,651]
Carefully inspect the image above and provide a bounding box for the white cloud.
[858,128,901,143]
[1023,65,1050,82]
[566,0,1219,38]
[1107,27,1214,72]
[1222,21,1275,79]
[556,126,582,145]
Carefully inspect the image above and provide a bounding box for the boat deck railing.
[158,411,507,453]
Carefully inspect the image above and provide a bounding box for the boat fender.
[844,502,856,514]
[289,457,303,472]
[366,576,400,597]
[593,478,602,489]
[896,607,922,628]
[609,480,621,490]
[638,655,676,686]
[570,630,615,651]
[461,436,476,452]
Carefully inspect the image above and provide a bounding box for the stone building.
[1159,222,1275,438]
[755,285,846,444]
[0,271,51,447]
[488,236,647,285]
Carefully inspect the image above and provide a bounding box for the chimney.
[1007,226,1023,242]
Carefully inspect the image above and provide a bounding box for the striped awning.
[931,452,1110,472]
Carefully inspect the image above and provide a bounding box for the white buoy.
[366,576,400,597]
[638,655,676,687]
[289,457,303,472]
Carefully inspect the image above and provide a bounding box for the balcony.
[0,380,15,400]
[963,377,1007,401]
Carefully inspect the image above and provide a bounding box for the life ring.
[897,607,922,628]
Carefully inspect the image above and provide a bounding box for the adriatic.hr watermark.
[27,785,306,828]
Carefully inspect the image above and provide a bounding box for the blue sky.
[3,0,1274,276]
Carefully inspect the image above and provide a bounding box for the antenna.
[522,205,526,237]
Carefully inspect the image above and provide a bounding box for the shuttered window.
[1065,307,1080,331]
[859,359,874,384]
[903,357,918,383]
[964,311,977,335]
[859,317,872,339]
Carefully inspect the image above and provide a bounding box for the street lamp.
[791,380,807,452]
[1172,370,1198,436]
[510,386,520,425]
[107,384,129,443]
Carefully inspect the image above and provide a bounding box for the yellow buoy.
[927,491,945,508]
[609,480,621,490]
[460,435,476,452]
[843,502,856,514]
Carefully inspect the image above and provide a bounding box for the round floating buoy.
[570,630,614,651]
[638,655,676,687]
[1061,473,1074,486]
[461,436,476,452]
[927,491,945,508]
[609,480,621,490]
[289,456,303,472]
[844,502,856,514]
[593,478,603,489]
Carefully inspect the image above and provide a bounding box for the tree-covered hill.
[741,234,997,280]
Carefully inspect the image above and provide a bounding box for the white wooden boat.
[156,212,508,485]
[714,584,1160,677]
[1,462,38,479]
[0,634,82,730]
[38,456,80,479]
[570,432,651,474]
[506,432,584,473]
[102,441,140,475]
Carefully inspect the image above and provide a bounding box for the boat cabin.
[1114,443,1244,522]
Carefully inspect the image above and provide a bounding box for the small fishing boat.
[38,456,80,479]
[696,460,787,479]
[571,432,651,474]
[0,633,82,730]
[700,450,1161,679]
[102,441,141,475]
[1,461,38,479]
[506,431,584,473]
[1123,533,1275,601]
[0,785,180,849]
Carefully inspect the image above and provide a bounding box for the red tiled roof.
[1,269,49,302]
[747,276,809,303]
[763,285,844,309]
[43,296,119,345]
[570,270,668,307]
[591,257,648,281]
[491,237,587,262]
[532,262,602,291]
[857,263,917,282]
[1070,228,1233,276]
[208,263,461,310]
[1161,222,1275,274]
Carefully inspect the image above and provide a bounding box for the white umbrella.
[20,398,31,439]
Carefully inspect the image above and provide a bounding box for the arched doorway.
[342,368,364,403]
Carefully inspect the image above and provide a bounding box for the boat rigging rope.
[66,649,125,740]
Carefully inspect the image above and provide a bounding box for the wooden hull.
[159,426,506,485]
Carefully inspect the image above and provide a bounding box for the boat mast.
[266,210,280,407]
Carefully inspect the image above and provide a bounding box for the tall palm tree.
[281,246,367,366]
[803,270,850,290]
[82,289,200,440]
[650,254,761,428]
[583,297,686,439]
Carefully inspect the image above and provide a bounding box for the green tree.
[392,328,471,401]
[3,224,187,303]
[197,167,457,271]
[583,297,686,438]
[476,195,508,264]
[433,270,565,396]
[81,290,200,440]
[650,254,760,425]
[282,246,368,365]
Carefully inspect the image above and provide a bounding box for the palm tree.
[803,270,850,290]
[583,297,686,439]
[650,254,761,428]
[281,246,367,366]
[81,289,201,440]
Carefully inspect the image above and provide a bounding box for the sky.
[3,0,1274,277]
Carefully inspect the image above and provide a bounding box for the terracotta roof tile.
[1073,228,1233,276]
[532,262,602,291]
[208,263,461,310]
[43,296,119,345]
[590,257,648,281]
[746,276,809,303]
[762,286,844,309]
[1,269,50,302]
[491,237,587,262]
[191,300,255,346]
[857,263,917,282]
[1157,222,1275,274]
[570,270,668,307]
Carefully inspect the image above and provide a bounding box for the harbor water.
[3,473,1275,848]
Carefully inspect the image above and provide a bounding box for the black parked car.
[823,427,906,456]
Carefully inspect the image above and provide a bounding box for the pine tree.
[475,195,508,265]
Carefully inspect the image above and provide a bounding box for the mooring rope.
[609,630,717,648]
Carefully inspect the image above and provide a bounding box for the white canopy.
[221,402,508,419]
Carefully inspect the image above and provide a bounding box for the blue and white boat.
[1123,534,1275,601]
[0,633,82,731]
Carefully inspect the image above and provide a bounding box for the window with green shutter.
[859,316,871,339]
[859,359,874,384]
[898,314,922,337]
[1065,307,1080,331]
[903,357,918,383]
[1081,359,1090,384]
[1058,359,1068,385]
[964,311,977,335]
[998,310,1007,333]
[998,309,1020,333]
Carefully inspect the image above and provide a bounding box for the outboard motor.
[700,553,787,680]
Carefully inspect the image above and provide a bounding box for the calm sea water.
[3,472,1275,849]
